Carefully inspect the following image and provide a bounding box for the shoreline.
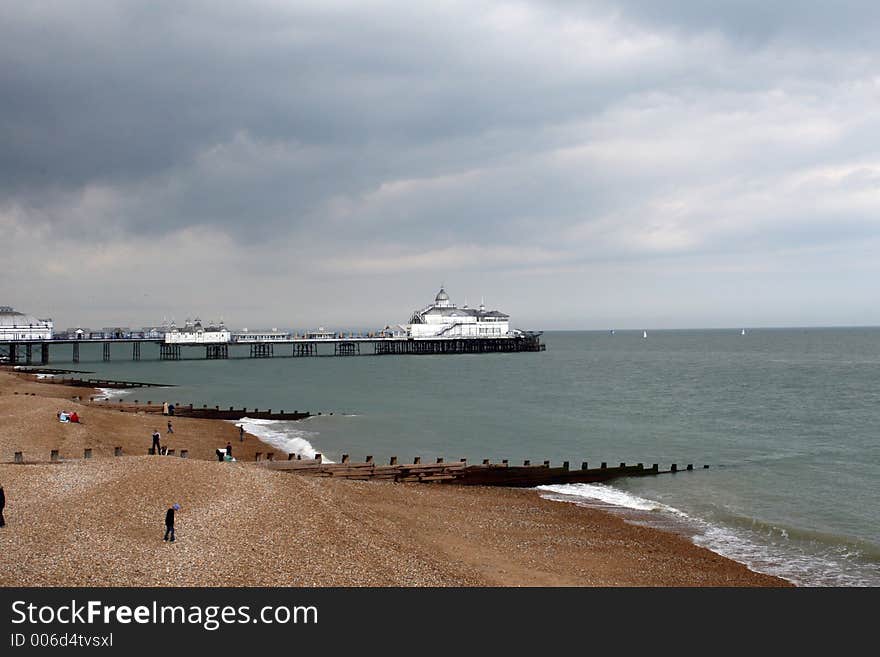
[0,369,790,587]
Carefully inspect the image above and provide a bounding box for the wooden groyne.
[23,374,171,389]
[174,405,311,421]
[266,455,707,487]
[12,367,96,375]
[88,398,312,421]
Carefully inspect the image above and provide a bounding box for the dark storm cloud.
[2,1,880,328]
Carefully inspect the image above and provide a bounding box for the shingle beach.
[0,369,788,586]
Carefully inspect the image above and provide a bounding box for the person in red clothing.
[69,411,79,423]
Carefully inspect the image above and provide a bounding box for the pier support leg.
[132,342,141,361]
[103,343,111,361]
[206,344,228,359]
[250,343,273,358]
[25,343,32,365]
[40,342,49,365]
[72,342,79,363]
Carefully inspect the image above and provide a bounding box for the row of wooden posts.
[8,448,703,473]
[11,447,189,462]
[304,454,702,471]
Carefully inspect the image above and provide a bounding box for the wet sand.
[0,369,789,586]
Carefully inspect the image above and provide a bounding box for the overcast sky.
[2,1,879,330]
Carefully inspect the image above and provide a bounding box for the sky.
[2,0,879,330]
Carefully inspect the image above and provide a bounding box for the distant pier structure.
[0,290,545,365]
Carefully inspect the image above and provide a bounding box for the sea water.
[60,328,880,586]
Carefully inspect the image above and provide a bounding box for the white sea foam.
[94,387,133,400]
[536,482,878,587]
[537,483,687,517]
[232,417,330,461]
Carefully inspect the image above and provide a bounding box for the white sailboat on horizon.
[741,328,746,336]
[642,330,648,339]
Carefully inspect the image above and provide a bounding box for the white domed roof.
[0,306,44,327]
[435,287,449,303]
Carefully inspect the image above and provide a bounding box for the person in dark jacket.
[151,430,161,454]
[164,503,180,542]
[0,484,5,528]
[225,442,233,460]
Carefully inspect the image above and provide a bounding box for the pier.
[0,333,544,365]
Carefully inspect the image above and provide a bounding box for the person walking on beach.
[162,401,169,416]
[238,424,244,441]
[0,484,5,528]
[164,503,179,542]
[167,420,174,434]
[151,429,161,454]
[225,441,233,460]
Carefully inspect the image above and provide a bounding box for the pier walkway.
[0,333,544,365]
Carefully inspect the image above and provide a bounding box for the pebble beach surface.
[0,370,788,586]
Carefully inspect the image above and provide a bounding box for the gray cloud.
[2,1,880,329]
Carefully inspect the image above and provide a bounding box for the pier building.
[407,288,509,338]
[164,318,231,344]
[0,306,54,341]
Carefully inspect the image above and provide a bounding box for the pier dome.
[0,306,54,340]
[0,306,42,327]
[434,287,451,308]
